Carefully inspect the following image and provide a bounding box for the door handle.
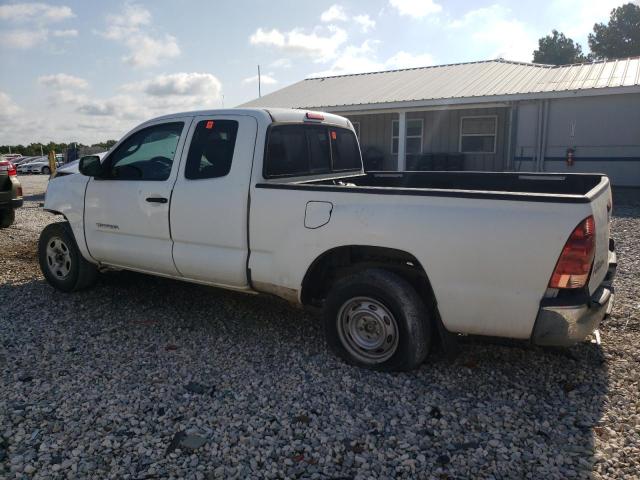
[146,197,168,204]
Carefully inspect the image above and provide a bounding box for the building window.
[392,118,423,155]
[351,121,360,139]
[459,116,497,153]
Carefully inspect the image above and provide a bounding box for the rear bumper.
[532,241,617,346]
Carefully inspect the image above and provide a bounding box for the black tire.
[38,222,98,292]
[42,166,51,175]
[324,269,432,371]
[0,209,15,228]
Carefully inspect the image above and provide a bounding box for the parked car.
[54,152,107,178]
[15,156,39,172]
[0,154,23,164]
[12,156,36,165]
[40,108,616,370]
[16,157,44,174]
[0,159,22,228]
[20,157,62,175]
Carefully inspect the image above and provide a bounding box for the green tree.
[533,30,586,65]
[588,3,640,60]
[91,140,117,150]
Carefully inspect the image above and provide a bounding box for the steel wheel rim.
[337,296,399,364]
[46,236,72,280]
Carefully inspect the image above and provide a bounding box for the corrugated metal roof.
[241,58,640,110]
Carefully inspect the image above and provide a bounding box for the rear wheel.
[0,209,15,228]
[38,222,98,292]
[323,269,432,371]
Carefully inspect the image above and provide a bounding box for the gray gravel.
[1,176,639,479]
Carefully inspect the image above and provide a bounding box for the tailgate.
[587,179,612,294]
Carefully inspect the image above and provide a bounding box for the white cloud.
[250,25,348,62]
[389,0,442,18]
[0,91,21,117]
[38,73,88,90]
[0,4,76,50]
[353,14,376,33]
[1,71,224,144]
[249,28,285,47]
[311,41,382,77]
[311,40,434,77]
[52,29,78,38]
[101,3,180,67]
[321,5,348,22]
[77,72,222,123]
[103,3,151,40]
[0,2,74,22]
[124,34,180,68]
[37,74,90,109]
[449,4,536,62]
[76,95,136,118]
[242,74,278,85]
[134,73,222,97]
[0,29,47,49]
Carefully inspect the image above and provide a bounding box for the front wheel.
[323,269,432,371]
[42,166,51,175]
[38,222,98,292]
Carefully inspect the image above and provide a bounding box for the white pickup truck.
[40,108,616,370]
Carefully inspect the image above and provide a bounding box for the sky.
[0,0,632,145]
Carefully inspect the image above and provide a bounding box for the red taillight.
[305,111,324,121]
[549,216,596,289]
[0,160,16,176]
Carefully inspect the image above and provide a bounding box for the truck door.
[84,118,192,275]
[170,115,258,287]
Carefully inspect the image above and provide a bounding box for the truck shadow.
[1,269,608,477]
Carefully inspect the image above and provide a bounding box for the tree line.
[533,3,640,65]
[1,140,118,157]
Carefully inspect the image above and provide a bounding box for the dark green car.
[0,159,23,228]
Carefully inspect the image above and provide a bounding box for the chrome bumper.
[532,243,617,347]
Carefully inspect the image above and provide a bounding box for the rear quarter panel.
[249,186,593,339]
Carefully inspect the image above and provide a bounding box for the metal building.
[242,58,640,187]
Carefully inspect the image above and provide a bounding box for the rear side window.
[265,125,308,177]
[330,128,361,171]
[185,120,239,179]
[264,124,360,178]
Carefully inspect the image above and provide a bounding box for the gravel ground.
[1,176,639,479]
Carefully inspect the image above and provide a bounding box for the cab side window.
[185,120,239,179]
[106,122,184,181]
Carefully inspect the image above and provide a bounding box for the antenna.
[258,64,262,98]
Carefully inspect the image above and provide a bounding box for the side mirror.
[79,156,103,177]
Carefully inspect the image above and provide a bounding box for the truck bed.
[259,171,608,204]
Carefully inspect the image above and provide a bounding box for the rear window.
[264,124,360,178]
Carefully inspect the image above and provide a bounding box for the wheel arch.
[43,209,67,219]
[300,245,437,311]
